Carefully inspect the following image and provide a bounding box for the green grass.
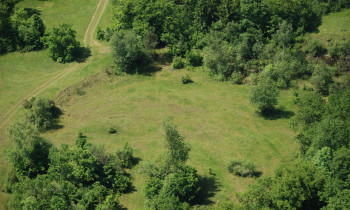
[40,69,298,208]
[19,0,98,42]
[310,9,350,42]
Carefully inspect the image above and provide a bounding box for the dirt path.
[0,0,109,129]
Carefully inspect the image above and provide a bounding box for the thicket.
[142,120,200,209]
[239,87,350,209]
[0,0,46,54]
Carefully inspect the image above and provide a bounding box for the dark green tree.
[250,78,279,113]
[42,23,80,63]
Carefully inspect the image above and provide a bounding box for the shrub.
[231,71,244,84]
[96,27,104,40]
[111,30,151,74]
[42,24,80,63]
[227,159,258,177]
[23,97,36,109]
[28,98,58,131]
[304,38,327,57]
[328,40,350,59]
[185,50,202,67]
[116,143,134,168]
[108,127,117,134]
[172,56,184,69]
[310,64,334,95]
[181,74,193,84]
[250,78,279,113]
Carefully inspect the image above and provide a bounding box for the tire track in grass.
[0,0,109,129]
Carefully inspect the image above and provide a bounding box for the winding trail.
[0,0,109,129]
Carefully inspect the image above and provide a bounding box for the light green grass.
[19,0,98,42]
[41,69,298,208]
[310,9,350,42]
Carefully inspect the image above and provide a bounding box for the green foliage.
[203,32,235,79]
[111,30,151,74]
[239,160,326,209]
[172,56,184,69]
[185,49,202,67]
[27,98,59,131]
[7,118,52,178]
[310,64,334,95]
[163,120,190,168]
[293,91,325,129]
[108,127,117,134]
[250,78,279,112]
[181,74,193,84]
[96,27,105,40]
[328,39,350,59]
[42,23,80,63]
[227,159,259,177]
[116,143,134,168]
[6,132,133,209]
[230,71,244,84]
[144,121,200,208]
[304,38,327,57]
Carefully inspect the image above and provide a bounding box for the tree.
[311,64,334,95]
[42,23,80,63]
[163,120,190,170]
[111,30,150,74]
[27,98,57,131]
[7,118,52,178]
[250,78,279,113]
[273,21,294,56]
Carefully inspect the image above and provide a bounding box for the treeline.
[239,87,350,209]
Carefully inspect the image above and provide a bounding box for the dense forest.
[1,0,350,209]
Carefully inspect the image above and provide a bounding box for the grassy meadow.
[41,68,298,208]
[1,1,349,209]
[310,9,350,42]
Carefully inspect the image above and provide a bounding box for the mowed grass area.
[311,9,350,42]
[0,0,113,208]
[0,0,101,118]
[19,0,98,42]
[42,68,299,208]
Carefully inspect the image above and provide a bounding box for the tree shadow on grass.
[258,107,295,120]
[140,65,162,76]
[192,174,221,206]
[46,106,64,132]
[75,47,92,63]
[24,8,41,16]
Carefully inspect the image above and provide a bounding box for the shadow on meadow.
[258,107,295,120]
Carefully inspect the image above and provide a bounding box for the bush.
[42,24,80,63]
[231,71,244,84]
[310,64,334,95]
[108,127,117,134]
[185,50,202,67]
[23,97,36,109]
[304,38,327,57]
[28,98,58,131]
[181,74,193,84]
[96,27,105,40]
[111,30,151,74]
[250,78,279,113]
[328,40,350,59]
[227,159,258,177]
[116,143,134,168]
[172,56,184,69]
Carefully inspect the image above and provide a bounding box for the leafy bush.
[310,64,334,95]
[42,24,80,63]
[111,30,151,74]
[108,127,117,134]
[250,78,279,113]
[304,38,327,57]
[328,40,350,59]
[181,74,193,84]
[28,98,59,131]
[172,56,184,69]
[231,71,244,84]
[185,49,202,67]
[23,97,36,109]
[96,27,105,40]
[227,159,258,177]
[116,143,134,168]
